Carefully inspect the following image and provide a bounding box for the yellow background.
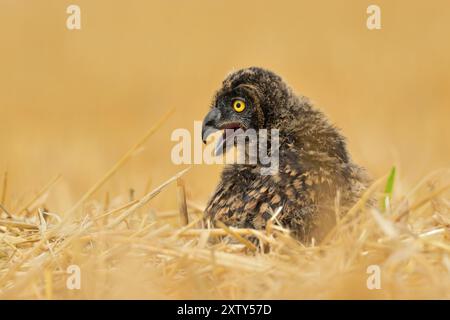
[0,0,449,213]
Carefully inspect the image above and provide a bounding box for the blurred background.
[0,0,449,214]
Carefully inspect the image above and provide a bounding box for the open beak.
[201,108,245,156]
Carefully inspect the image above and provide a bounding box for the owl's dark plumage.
[202,67,369,242]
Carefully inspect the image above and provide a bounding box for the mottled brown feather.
[204,67,370,242]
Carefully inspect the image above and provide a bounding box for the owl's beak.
[201,108,221,144]
[202,108,246,156]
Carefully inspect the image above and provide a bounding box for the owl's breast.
[204,164,309,230]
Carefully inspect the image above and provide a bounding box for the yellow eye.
[232,100,246,113]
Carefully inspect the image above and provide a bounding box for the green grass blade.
[381,166,396,212]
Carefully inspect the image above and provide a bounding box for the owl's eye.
[232,99,246,113]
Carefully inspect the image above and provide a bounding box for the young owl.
[201,67,370,242]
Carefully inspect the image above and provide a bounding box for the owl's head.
[202,67,293,154]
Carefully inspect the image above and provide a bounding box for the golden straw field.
[0,0,449,299]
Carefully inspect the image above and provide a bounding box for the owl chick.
[201,67,370,242]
